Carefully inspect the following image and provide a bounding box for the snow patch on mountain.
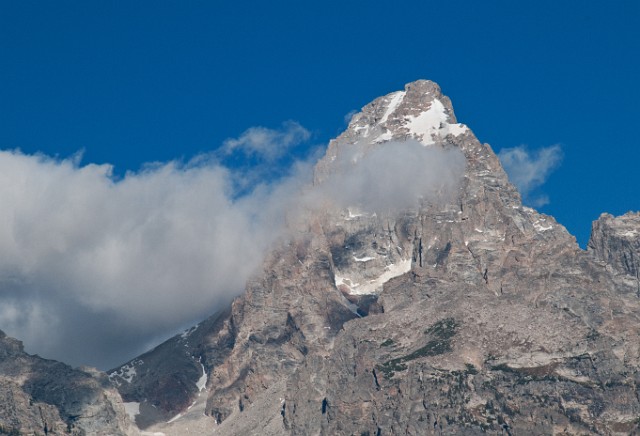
[196,360,207,392]
[533,218,553,232]
[123,401,140,421]
[334,258,412,295]
[379,91,406,124]
[108,358,143,385]
[353,256,375,262]
[167,412,183,424]
[373,131,393,143]
[405,99,468,145]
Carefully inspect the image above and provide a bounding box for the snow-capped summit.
[335,80,469,146]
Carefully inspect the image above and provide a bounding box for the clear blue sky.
[1,0,638,246]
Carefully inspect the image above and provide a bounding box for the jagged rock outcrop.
[112,80,640,435]
[0,330,134,435]
[589,212,640,283]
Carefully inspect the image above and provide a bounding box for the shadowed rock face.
[111,80,640,435]
[0,330,134,435]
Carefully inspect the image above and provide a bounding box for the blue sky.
[0,0,638,368]
[2,1,639,245]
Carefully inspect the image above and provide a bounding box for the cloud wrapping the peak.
[0,127,466,370]
[498,144,563,207]
[315,140,465,214]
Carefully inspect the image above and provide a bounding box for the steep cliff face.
[113,80,640,435]
[589,212,640,282]
[0,330,134,435]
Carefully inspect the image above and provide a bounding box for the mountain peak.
[83,82,640,435]
[340,79,467,148]
[314,80,472,185]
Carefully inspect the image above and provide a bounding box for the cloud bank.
[498,144,563,207]
[0,128,465,370]
[0,148,310,369]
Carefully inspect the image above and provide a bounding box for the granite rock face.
[112,80,640,435]
[0,330,134,435]
[589,212,640,282]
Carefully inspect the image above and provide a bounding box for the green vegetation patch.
[425,317,459,339]
[465,363,479,375]
[377,317,459,379]
[491,362,560,385]
[380,338,395,347]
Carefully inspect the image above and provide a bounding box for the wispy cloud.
[498,145,563,207]
[220,121,310,162]
[343,110,358,126]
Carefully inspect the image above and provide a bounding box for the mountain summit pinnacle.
[314,80,472,191]
[330,80,467,149]
[357,79,459,129]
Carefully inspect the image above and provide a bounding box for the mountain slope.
[112,80,640,435]
[0,330,135,435]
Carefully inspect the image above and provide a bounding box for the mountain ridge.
[0,329,135,435]
[108,80,640,435]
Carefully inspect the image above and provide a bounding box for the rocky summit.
[3,80,640,435]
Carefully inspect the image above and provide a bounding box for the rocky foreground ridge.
[0,330,135,435]
[2,80,639,435]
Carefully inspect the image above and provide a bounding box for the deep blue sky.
[1,0,638,246]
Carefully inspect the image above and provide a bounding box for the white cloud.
[0,132,466,370]
[0,148,311,369]
[343,110,358,126]
[498,144,563,207]
[220,121,310,162]
[311,140,465,214]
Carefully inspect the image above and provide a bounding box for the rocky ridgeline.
[0,330,134,435]
[2,80,639,435]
